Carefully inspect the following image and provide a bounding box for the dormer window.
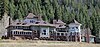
[17,23,21,25]
[35,22,39,24]
[30,20,34,23]
[22,23,27,25]
[44,22,46,24]
[59,25,63,27]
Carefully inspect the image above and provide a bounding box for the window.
[22,23,27,25]
[44,22,46,24]
[65,33,67,36]
[59,25,63,27]
[43,33,46,35]
[27,32,31,35]
[57,33,60,36]
[35,22,39,24]
[67,31,69,32]
[61,33,64,36]
[23,27,29,29]
[16,31,18,34]
[72,27,74,29]
[76,27,78,29]
[14,31,16,34]
[17,23,21,25]
[22,32,24,34]
[50,31,53,34]
[29,32,32,34]
[30,20,34,23]
[24,32,25,35]
[20,32,23,34]
[26,32,28,34]
[42,30,46,35]
[18,32,19,34]
[43,30,46,32]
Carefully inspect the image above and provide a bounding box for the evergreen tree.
[0,0,100,37]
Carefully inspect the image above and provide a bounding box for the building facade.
[5,13,83,42]
[68,20,82,42]
[6,13,56,40]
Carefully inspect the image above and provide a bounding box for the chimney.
[53,20,57,24]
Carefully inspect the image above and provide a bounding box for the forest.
[0,0,100,37]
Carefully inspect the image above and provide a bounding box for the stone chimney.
[53,20,57,24]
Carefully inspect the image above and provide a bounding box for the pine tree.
[9,0,15,19]
[0,0,4,19]
[0,0,100,37]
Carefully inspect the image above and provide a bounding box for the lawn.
[0,40,100,47]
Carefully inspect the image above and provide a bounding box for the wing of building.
[3,13,95,43]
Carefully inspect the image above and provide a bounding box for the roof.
[69,19,81,25]
[74,19,81,24]
[55,19,66,25]
[55,24,66,28]
[30,24,55,27]
[26,13,38,19]
[29,20,55,27]
[7,21,55,28]
[53,19,66,28]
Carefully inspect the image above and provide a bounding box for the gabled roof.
[73,19,81,24]
[53,19,66,25]
[55,24,66,28]
[69,19,81,25]
[53,19,66,28]
[33,20,55,27]
[26,13,38,18]
[57,19,66,24]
